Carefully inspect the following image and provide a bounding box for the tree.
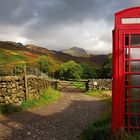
[100,54,112,78]
[59,61,83,80]
[36,56,59,77]
[80,63,97,79]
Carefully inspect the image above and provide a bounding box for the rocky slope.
[62,47,88,57]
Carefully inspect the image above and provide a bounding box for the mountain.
[62,47,88,57]
[0,41,108,68]
[0,41,55,66]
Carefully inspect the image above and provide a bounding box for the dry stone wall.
[0,76,25,105]
[0,76,112,105]
[0,75,55,105]
[27,76,50,99]
[88,79,112,91]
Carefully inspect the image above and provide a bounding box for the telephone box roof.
[115,7,140,28]
[115,6,140,16]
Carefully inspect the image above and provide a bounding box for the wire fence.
[0,65,23,77]
[0,64,49,79]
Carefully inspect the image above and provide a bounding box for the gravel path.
[0,92,107,140]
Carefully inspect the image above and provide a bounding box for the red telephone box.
[112,7,140,130]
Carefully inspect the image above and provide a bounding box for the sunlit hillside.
[0,41,108,68]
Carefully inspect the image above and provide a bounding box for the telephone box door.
[122,30,140,130]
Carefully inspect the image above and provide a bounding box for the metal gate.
[58,80,88,93]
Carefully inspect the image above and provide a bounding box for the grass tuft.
[21,87,61,109]
[0,104,22,114]
[0,87,61,114]
[85,89,111,99]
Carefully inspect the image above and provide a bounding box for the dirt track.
[0,92,107,140]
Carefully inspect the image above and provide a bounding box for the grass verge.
[82,90,140,140]
[85,89,112,99]
[0,87,61,114]
[80,97,111,140]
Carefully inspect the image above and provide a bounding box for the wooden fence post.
[24,65,28,100]
[56,80,59,90]
[86,79,90,91]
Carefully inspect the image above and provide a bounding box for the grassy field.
[0,87,61,114]
[59,80,87,91]
[69,81,86,90]
[0,48,38,66]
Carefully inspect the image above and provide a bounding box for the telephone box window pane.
[131,61,140,72]
[125,115,128,127]
[125,88,128,98]
[130,48,140,59]
[130,88,140,100]
[125,35,129,46]
[122,18,140,24]
[130,75,140,86]
[125,74,128,85]
[125,61,128,72]
[125,102,140,113]
[130,102,140,113]
[125,48,129,59]
[125,101,128,112]
[130,116,140,127]
[131,34,140,46]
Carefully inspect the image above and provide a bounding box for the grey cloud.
[0,0,139,27]
[0,0,140,54]
[28,0,116,27]
[20,0,134,37]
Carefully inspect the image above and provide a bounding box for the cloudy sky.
[0,0,140,54]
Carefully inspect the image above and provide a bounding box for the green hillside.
[0,41,49,67]
[0,41,107,67]
[0,41,111,79]
[0,48,39,66]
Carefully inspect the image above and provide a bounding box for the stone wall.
[27,75,50,99]
[0,76,25,105]
[0,76,112,105]
[0,75,55,105]
[88,79,112,91]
